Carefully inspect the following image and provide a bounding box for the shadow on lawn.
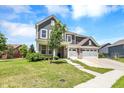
[50,60,67,64]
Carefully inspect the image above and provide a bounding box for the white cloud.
[0,20,35,37]
[45,5,70,17]
[72,5,118,19]
[4,5,33,14]
[71,26,86,34]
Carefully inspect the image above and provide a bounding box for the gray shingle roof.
[78,38,89,45]
[109,39,124,47]
[99,43,111,49]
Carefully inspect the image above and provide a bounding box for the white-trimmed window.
[67,35,72,43]
[89,40,92,45]
[41,45,47,54]
[40,29,47,39]
[51,20,55,26]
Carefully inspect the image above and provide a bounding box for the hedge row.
[26,53,59,62]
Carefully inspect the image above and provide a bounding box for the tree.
[0,32,7,57]
[49,20,67,59]
[0,32,7,51]
[7,46,14,58]
[28,44,35,53]
[19,44,28,58]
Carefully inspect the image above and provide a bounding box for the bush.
[53,56,59,60]
[50,60,67,64]
[26,53,41,62]
[26,53,54,62]
[98,53,108,58]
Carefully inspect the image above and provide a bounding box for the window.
[41,45,47,54]
[89,40,92,45]
[40,29,47,39]
[51,20,55,26]
[67,35,72,43]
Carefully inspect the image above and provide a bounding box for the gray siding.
[109,45,124,58]
[99,46,109,54]
[38,21,52,39]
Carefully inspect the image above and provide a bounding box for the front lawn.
[112,76,124,88]
[72,60,113,74]
[0,58,94,88]
[113,58,124,63]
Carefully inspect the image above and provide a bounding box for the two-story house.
[35,15,99,59]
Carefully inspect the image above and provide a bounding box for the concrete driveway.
[75,58,124,88]
[77,58,124,70]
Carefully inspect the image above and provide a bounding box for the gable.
[83,39,97,46]
[78,37,99,47]
[36,15,56,31]
[38,18,56,31]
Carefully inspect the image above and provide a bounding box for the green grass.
[113,58,124,63]
[112,76,124,88]
[0,58,94,88]
[72,60,113,74]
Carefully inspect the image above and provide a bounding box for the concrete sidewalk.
[74,70,124,88]
[65,59,101,76]
[65,59,124,88]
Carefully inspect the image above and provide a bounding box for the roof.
[109,39,124,47]
[99,43,111,49]
[35,15,57,27]
[78,38,89,45]
[77,36,99,47]
[65,31,87,37]
[7,44,22,49]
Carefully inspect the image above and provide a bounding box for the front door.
[58,46,64,58]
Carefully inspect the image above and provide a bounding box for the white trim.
[49,30,52,39]
[40,29,48,39]
[67,35,72,43]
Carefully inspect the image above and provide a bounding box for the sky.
[0,5,124,47]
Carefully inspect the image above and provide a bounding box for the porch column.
[67,47,70,58]
[36,42,39,53]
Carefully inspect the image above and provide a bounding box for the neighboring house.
[1,44,22,59]
[99,43,111,54]
[108,39,124,58]
[35,15,99,59]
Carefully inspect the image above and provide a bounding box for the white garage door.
[82,50,98,58]
[68,48,77,59]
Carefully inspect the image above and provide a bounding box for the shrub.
[26,53,41,62]
[98,53,108,58]
[26,53,54,62]
[19,44,28,58]
[53,56,59,60]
